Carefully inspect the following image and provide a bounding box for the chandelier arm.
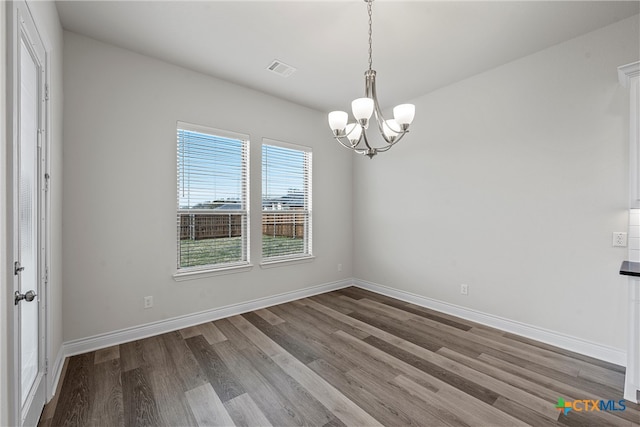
[364,70,384,118]
[333,123,365,149]
[339,142,371,156]
[366,68,400,146]
[370,92,410,146]
[334,136,359,150]
[387,129,410,147]
[375,132,407,152]
[372,107,411,146]
[372,108,393,145]
[344,124,362,141]
[361,130,378,157]
[361,128,373,151]
[391,129,410,147]
[373,145,393,153]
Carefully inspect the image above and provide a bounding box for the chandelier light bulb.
[328,111,348,133]
[383,119,400,141]
[352,98,374,122]
[393,104,416,127]
[345,123,363,144]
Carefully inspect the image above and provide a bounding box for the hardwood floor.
[39,287,640,426]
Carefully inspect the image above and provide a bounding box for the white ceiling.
[55,1,640,112]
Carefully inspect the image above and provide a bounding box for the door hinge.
[44,173,50,192]
[45,359,49,375]
[44,266,49,284]
[45,83,49,101]
[14,261,24,275]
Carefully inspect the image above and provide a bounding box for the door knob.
[14,290,37,305]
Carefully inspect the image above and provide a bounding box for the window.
[177,122,249,272]
[262,140,312,262]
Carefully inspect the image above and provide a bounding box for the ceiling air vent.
[266,60,296,77]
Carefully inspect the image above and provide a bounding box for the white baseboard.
[353,278,626,367]
[49,280,350,399]
[63,279,352,358]
[47,346,65,401]
[51,276,626,399]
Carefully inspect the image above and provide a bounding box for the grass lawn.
[180,235,305,268]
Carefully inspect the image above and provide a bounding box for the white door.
[12,2,48,425]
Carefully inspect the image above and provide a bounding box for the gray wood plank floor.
[39,287,640,426]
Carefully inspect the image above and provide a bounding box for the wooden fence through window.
[179,212,306,240]
[262,212,306,239]
[179,213,242,240]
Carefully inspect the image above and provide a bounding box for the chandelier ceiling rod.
[328,0,415,159]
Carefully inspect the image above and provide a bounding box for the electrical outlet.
[613,232,628,247]
[460,284,469,295]
[144,296,153,309]
[338,263,343,272]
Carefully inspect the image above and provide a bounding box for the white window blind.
[262,140,312,261]
[177,122,250,271]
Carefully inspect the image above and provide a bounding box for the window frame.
[260,138,313,267]
[173,121,252,281]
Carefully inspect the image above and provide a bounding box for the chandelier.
[328,0,415,159]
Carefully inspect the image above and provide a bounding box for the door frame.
[6,1,51,425]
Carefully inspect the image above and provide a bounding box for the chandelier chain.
[367,0,373,71]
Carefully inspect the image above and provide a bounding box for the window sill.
[173,263,253,282]
[260,255,315,269]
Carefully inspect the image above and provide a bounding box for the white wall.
[62,31,353,342]
[354,15,640,352]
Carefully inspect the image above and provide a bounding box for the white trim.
[43,50,54,402]
[0,0,7,423]
[618,61,640,88]
[8,2,51,424]
[620,61,640,208]
[48,347,64,400]
[353,278,626,367]
[176,121,249,143]
[261,141,313,261]
[173,263,253,282]
[260,255,315,269]
[61,279,352,358]
[624,278,640,402]
[48,277,627,400]
[262,137,312,153]
[622,60,640,402]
